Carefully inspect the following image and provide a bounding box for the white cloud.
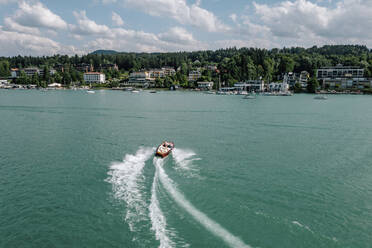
[124,0,229,32]
[70,10,111,36]
[158,27,197,45]
[3,16,40,35]
[250,0,372,42]
[112,12,124,26]
[0,27,82,56]
[9,1,67,30]
[223,0,372,48]
[229,13,237,23]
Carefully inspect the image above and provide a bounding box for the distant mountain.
[90,50,119,55]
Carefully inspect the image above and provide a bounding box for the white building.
[268,82,289,92]
[234,80,265,92]
[84,72,105,84]
[197,81,214,90]
[162,67,176,76]
[188,70,201,82]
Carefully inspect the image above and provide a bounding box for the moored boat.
[155,141,174,158]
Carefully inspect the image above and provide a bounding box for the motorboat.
[314,95,328,100]
[155,141,175,158]
[150,90,157,93]
[132,90,140,93]
[87,90,95,94]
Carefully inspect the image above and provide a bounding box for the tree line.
[1,45,372,88]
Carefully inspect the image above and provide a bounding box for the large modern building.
[11,67,56,78]
[317,64,364,79]
[128,71,154,87]
[83,72,105,84]
[316,64,371,89]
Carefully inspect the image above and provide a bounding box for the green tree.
[0,60,10,77]
[293,82,302,93]
[307,76,319,93]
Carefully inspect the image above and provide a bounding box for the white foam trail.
[149,158,176,248]
[107,147,153,231]
[172,148,201,177]
[154,158,252,248]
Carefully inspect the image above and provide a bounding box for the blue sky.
[0,0,371,56]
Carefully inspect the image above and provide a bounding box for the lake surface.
[1,89,372,248]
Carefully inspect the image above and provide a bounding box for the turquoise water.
[1,90,372,248]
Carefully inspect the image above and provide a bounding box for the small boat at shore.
[155,141,174,158]
[150,90,157,93]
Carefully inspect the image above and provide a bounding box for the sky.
[0,0,372,56]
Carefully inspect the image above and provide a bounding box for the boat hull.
[155,141,174,158]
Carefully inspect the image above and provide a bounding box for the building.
[54,64,64,72]
[316,64,370,89]
[299,71,310,88]
[268,82,289,92]
[234,80,265,92]
[75,63,94,72]
[11,67,56,78]
[205,65,217,71]
[162,67,176,77]
[11,68,20,78]
[149,69,165,79]
[23,68,40,77]
[188,70,201,82]
[283,72,297,87]
[83,72,105,84]
[197,81,214,90]
[317,64,364,79]
[100,63,118,71]
[128,71,154,87]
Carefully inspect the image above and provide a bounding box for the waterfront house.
[83,72,106,84]
[299,71,310,88]
[197,81,214,90]
[128,71,154,87]
[316,64,370,89]
[234,80,265,92]
[268,82,289,92]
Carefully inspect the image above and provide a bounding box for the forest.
[1,45,372,88]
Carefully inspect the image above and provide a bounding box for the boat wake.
[108,147,250,248]
[107,147,154,232]
[172,148,201,178]
[154,156,251,248]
